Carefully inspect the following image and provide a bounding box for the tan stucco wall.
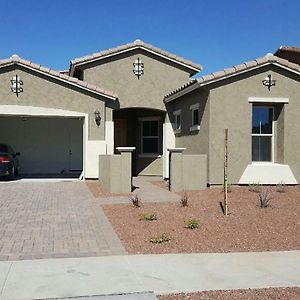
[0,65,109,140]
[82,49,192,111]
[168,64,300,185]
[168,89,210,155]
[209,65,300,184]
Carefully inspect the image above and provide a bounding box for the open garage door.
[0,116,83,178]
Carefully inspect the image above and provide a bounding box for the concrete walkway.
[0,251,299,299]
[132,176,180,203]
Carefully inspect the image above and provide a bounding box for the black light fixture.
[11,74,23,97]
[94,109,101,127]
[262,74,276,91]
[133,57,144,79]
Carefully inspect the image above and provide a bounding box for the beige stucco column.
[168,147,186,192]
[116,147,135,193]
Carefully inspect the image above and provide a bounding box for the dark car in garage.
[0,144,20,179]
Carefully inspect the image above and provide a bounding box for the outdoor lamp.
[262,74,276,91]
[94,109,101,127]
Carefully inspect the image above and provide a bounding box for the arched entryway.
[113,108,166,176]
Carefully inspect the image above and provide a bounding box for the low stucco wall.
[170,153,207,192]
[99,152,132,193]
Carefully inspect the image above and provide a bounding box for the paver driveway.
[0,181,126,260]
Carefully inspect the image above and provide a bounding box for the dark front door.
[114,119,127,153]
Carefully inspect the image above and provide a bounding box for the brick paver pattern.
[0,182,126,260]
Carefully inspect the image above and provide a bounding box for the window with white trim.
[252,106,274,162]
[173,110,181,133]
[141,120,159,154]
[190,103,200,131]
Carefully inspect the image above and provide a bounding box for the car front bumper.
[0,163,12,177]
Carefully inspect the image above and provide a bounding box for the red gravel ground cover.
[102,186,300,254]
[158,287,300,300]
[86,180,130,198]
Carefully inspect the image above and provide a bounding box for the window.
[190,103,200,131]
[173,110,181,133]
[252,106,273,162]
[141,120,159,154]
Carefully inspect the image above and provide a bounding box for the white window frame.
[139,117,160,157]
[173,109,181,134]
[252,105,274,163]
[190,103,200,131]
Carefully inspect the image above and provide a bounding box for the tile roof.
[70,39,202,75]
[0,55,117,100]
[274,45,300,55]
[164,54,300,103]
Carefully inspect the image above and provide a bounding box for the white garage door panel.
[0,117,83,174]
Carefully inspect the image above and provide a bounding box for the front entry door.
[114,119,127,153]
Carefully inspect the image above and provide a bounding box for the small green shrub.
[185,218,200,230]
[140,213,157,221]
[276,181,286,193]
[259,190,271,208]
[149,233,171,244]
[249,182,262,193]
[180,191,189,207]
[130,194,141,208]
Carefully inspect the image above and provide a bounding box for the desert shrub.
[180,191,189,207]
[140,213,157,221]
[249,182,262,193]
[130,194,141,208]
[185,218,200,230]
[258,190,271,208]
[149,233,171,244]
[276,181,286,193]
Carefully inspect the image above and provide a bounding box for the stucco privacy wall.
[208,65,300,184]
[81,49,192,110]
[0,65,111,178]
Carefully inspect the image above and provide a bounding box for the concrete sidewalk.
[0,251,299,300]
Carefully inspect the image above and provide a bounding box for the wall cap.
[116,147,136,152]
[167,147,186,153]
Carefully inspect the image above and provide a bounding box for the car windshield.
[0,144,8,152]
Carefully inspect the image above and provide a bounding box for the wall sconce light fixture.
[94,109,101,127]
[262,74,276,91]
[133,57,144,79]
[11,74,23,97]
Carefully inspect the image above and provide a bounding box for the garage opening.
[0,116,83,179]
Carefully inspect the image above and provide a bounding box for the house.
[0,40,200,180]
[0,40,299,190]
[165,52,300,187]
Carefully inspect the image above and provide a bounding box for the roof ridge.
[70,40,202,73]
[0,56,117,99]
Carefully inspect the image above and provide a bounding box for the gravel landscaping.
[158,287,300,300]
[103,186,300,254]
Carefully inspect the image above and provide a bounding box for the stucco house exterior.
[0,40,299,189]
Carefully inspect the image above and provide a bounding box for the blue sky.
[0,0,299,75]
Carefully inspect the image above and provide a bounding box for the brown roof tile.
[0,55,117,100]
[70,39,202,75]
[164,54,300,102]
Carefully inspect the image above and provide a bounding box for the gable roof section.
[69,39,202,76]
[274,45,300,66]
[274,45,300,56]
[0,55,117,100]
[164,54,300,103]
